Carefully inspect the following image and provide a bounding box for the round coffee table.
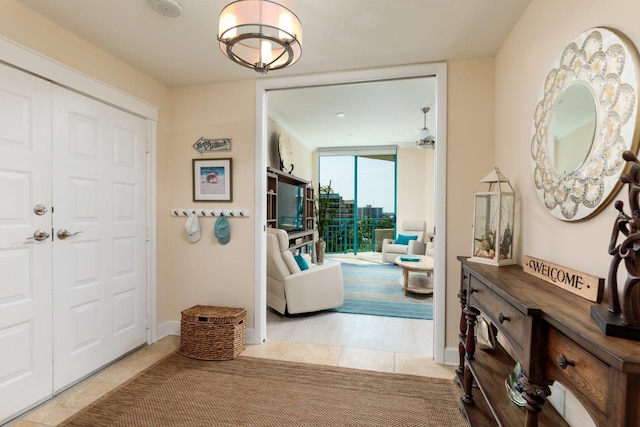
[395,255,434,296]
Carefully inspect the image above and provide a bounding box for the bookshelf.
[266,170,278,229]
[305,185,314,232]
[266,167,315,254]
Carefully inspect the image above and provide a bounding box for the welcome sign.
[523,255,604,302]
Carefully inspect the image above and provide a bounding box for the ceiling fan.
[389,106,435,150]
[415,107,435,150]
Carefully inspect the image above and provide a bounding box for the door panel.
[52,87,147,391]
[0,63,149,421]
[0,64,53,423]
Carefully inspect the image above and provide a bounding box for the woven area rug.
[60,352,467,427]
[331,262,433,320]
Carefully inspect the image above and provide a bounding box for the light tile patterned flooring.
[10,255,453,426]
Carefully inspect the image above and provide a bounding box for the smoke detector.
[149,0,182,18]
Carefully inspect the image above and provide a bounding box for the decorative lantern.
[469,167,516,266]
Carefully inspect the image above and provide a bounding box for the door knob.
[33,204,48,215]
[27,229,50,241]
[56,229,83,240]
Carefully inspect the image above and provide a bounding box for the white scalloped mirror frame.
[530,27,640,221]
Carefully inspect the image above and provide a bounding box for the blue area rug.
[331,262,433,320]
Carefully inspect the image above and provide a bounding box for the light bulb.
[219,13,237,39]
[261,40,273,63]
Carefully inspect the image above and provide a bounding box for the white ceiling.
[268,77,436,149]
[17,0,531,149]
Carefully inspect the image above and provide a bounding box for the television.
[278,181,304,231]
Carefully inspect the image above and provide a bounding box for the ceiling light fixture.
[416,107,435,150]
[218,0,302,74]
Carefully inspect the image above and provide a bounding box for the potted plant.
[315,180,336,264]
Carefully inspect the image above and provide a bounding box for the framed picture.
[192,158,232,202]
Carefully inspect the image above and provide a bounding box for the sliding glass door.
[319,150,396,254]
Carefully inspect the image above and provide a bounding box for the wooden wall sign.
[193,137,231,154]
[523,255,603,302]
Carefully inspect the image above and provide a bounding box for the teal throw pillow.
[396,234,418,245]
[294,254,309,271]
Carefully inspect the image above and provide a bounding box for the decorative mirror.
[530,27,640,221]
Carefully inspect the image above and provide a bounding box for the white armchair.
[426,241,435,257]
[381,220,427,263]
[266,228,344,315]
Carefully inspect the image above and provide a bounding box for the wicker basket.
[180,305,247,360]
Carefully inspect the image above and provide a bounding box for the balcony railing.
[322,217,394,254]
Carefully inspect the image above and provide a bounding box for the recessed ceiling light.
[336,112,346,118]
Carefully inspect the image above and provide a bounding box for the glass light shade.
[218,0,302,74]
[417,127,432,140]
[469,168,516,266]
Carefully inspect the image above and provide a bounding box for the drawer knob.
[558,354,575,369]
[498,313,511,324]
[469,287,477,295]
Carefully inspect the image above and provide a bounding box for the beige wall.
[161,82,257,325]
[445,57,495,348]
[396,148,434,234]
[496,0,640,287]
[267,119,314,181]
[0,1,169,109]
[493,2,640,423]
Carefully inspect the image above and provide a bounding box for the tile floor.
[9,254,453,426]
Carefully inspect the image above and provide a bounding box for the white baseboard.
[156,320,180,340]
[155,320,257,345]
[444,346,459,366]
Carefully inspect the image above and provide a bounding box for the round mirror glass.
[546,83,597,178]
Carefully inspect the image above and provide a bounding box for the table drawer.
[468,275,526,344]
[545,325,609,415]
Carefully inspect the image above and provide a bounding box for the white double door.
[0,64,148,422]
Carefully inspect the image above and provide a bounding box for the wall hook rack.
[170,208,250,218]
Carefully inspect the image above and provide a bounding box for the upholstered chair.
[266,228,344,315]
[426,241,435,257]
[381,220,428,263]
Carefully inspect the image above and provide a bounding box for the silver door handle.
[57,229,83,240]
[27,229,50,241]
[34,204,48,216]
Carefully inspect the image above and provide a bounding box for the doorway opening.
[254,62,448,363]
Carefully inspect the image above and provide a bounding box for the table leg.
[403,268,409,296]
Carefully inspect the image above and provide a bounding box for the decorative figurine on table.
[591,151,640,341]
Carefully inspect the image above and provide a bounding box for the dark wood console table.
[457,256,640,426]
